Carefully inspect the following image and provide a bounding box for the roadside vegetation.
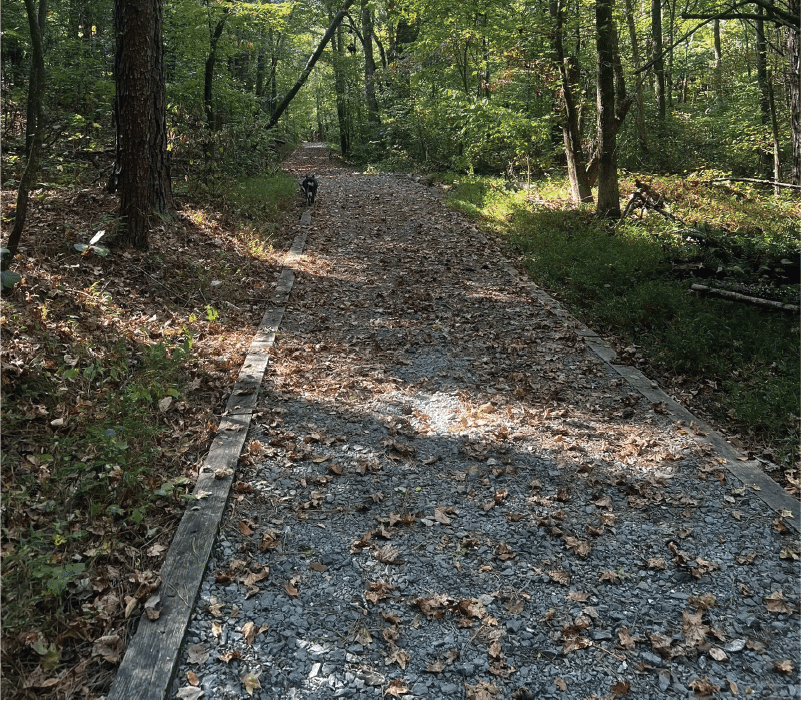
[444,172,800,482]
[0,165,299,698]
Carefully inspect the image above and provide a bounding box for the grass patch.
[447,172,800,475]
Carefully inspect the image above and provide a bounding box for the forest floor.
[1,144,799,699]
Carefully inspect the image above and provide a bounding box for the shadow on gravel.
[172,159,800,701]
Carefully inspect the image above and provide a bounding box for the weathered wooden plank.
[610,362,800,530]
[107,229,310,700]
[106,414,249,700]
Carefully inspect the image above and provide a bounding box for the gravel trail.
[170,145,800,700]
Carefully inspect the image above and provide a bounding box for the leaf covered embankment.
[0,176,298,698]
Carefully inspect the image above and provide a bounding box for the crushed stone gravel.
[170,145,800,700]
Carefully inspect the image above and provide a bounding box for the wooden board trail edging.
[107,229,308,700]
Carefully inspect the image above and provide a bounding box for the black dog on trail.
[300,174,318,206]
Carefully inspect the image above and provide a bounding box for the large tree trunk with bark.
[6,0,47,264]
[550,0,593,204]
[110,0,174,250]
[596,0,621,217]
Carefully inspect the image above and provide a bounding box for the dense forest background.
[2,0,799,202]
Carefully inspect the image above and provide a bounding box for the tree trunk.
[713,19,722,101]
[768,75,782,193]
[361,0,380,130]
[110,0,175,250]
[754,5,773,176]
[7,0,47,264]
[23,0,46,157]
[205,9,229,130]
[334,23,350,157]
[596,0,621,217]
[255,35,265,98]
[651,0,665,120]
[266,0,356,130]
[550,0,593,204]
[624,0,648,151]
[790,0,801,185]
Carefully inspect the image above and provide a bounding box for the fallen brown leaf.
[688,677,720,697]
[385,680,410,697]
[765,591,794,614]
[464,680,502,699]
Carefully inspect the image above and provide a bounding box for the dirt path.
[141,145,801,699]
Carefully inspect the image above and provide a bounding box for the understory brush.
[447,172,800,478]
[0,170,297,698]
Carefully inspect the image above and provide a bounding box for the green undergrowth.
[1,335,191,626]
[445,172,800,474]
[0,170,297,697]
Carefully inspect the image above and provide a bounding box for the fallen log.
[702,177,801,191]
[690,284,800,312]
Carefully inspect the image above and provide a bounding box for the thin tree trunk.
[204,9,229,130]
[256,34,265,97]
[266,0,356,130]
[666,0,676,106]
[768,75,781,193]
[652,0,665,120]
[361,0,380,130]
[624,0,648,151]
[550,0,593,204]
[333,23,350,157]
[789,0,801,185]
[713,19,722,101]
[596,0,621,217]
[7,0,47,264]
[754,5,772,176]
[23,0,46,157]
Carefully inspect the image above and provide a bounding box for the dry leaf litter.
[171,145,799,700]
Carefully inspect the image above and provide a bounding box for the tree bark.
[204,9,229,130]
[333,23,350,157]
[550,0,593,204]
[23,0,46,158]
[651,0,665,120]
[690,284,800,312]
[361,0,380,130]
[768,75,782,192]
[713,19,722,101]
[754,4,773,176]
[7,0,47,264]
[110,0,175,250]
[596,0,621,217]
[266,0,356,130]
[624,0,648,151]
[790,0,801,184]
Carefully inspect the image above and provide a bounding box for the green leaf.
[1,269,21,289]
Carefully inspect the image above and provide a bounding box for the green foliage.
[448,172,801,472]
[1,247,22,290]
[73,229,110,257]
[0,332,194,634]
